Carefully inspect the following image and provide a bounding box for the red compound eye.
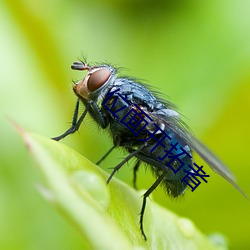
[87,68,111,92]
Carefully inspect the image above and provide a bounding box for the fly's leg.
[133,160,141,189]
[89,100,107,129]
[140,173,166,240]
[52,99,89,141]
[96,145,116,165]
[107,144,145,184]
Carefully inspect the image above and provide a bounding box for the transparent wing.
[148,110,248,198]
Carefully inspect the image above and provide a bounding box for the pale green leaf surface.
[19,129,226,250]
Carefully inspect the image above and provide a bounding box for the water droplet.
[177,217,196,238]
[71,170,110,209]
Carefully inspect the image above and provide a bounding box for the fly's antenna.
[71,61,89,71]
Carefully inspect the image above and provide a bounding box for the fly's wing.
[148,109,248,198]
[185,133,248,198]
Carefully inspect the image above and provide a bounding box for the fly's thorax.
[73,64,117,103]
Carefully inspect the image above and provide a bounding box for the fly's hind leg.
[133,160,141,189]
[140,173,166,240]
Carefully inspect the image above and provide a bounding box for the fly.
[52,60,247,240]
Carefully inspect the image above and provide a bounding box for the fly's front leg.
[89,100,108,129]
[52,99,89,141]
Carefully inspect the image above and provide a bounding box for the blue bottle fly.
[52,60,246,240]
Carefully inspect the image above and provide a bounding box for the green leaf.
[19,128,227,250]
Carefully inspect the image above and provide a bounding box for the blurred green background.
[1,0,250,249]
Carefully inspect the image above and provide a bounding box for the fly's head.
[72,61,116,101]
